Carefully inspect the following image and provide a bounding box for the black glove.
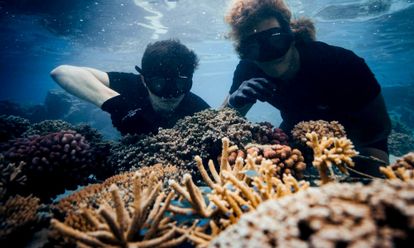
[228,78,277,108]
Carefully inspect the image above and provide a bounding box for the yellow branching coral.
[169,137,309,247]
[292,120,346,145]
[380,152,414,181]
[51,173,185,247]
[306,132,358,184]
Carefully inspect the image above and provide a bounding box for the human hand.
[228,78,276,108]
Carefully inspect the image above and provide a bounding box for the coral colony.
[0,109,414,247]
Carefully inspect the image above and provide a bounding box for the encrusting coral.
[0,194,47,246]
[209,180,414,248]
[381,152,414,181]
[305,131,358,184]
[168,138,310,246]
[1,130,96,200]
[291,120,346,146]
[51,173,185,248]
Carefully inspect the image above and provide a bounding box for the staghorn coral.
[0,195,47,246]
[291,120,346,146]
[306,132,358,184]
[1,130,95,200]
[227,143,306,179]
[168,138,309,246]
[209,180,414,248]
[51,173,185,248]
[380,152,414,181]
[0,115,30,142]
[0,155,27,201]
[109,108,282,174]
[53,164,183,219]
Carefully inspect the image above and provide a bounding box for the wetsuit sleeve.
[107,72,140,96]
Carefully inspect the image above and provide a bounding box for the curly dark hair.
[141,39,199,77]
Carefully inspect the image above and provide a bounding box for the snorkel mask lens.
[239,27,294,62]
[136,65,192,98]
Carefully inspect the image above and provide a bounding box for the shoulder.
[107,72,144,96]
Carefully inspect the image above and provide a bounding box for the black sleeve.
[230,60,268,94]
[107,72,140,96]
[330,47,381,110]
[100,95,131,133]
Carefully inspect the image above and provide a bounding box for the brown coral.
[0,195,45,245]
[306,132,358,184]
[381,152,414,181]
[0,155,26,200]
[51,173,183,247]
[291,120,347,146]
[210,180,414,248]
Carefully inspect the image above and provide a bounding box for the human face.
[243,18,298,79]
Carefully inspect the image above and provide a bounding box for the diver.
[51,39,210,135]
[222,0,391,174]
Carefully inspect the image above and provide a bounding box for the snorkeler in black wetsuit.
[222,0,391,174]
[51,39,209,135]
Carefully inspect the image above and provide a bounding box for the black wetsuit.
[101,72,210,135]
[230,41,391,153]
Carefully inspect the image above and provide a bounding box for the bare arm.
[220,94,253,116]
[50,65,119,107]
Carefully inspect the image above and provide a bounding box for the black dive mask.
[239,27,294,62]
[135,66,193,98]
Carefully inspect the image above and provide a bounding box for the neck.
[281,46,300,81]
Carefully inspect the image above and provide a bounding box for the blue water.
[1,0,413,126]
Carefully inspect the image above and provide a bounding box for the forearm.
[50,65,119,107]
[220,95,253,116]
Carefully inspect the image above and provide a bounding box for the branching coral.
[227,143,306,179]
[291,120,346,146]
[380,152,414,181]
[168,138,309,246]
[51,173,184,248]
[0,195,46,246]
[0,155,27,201]
[1,130,95,200]
[306,132,358,184]
[209,180,414,248]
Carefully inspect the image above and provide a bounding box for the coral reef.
[0,195,47,246]
[51,175,181,247]
[168,138,309,246]
[209,180,414,248]
[381,152,414,181]
[388,119,414,156]
[1,130,96,200]
[22,120,74,137]
[306,132,358,184]
[0,115,30,142]
[291,120,346,146]
[227,143,306,179]
[109,108,287,174]
[251,122,289,145]
[50,165,185,247]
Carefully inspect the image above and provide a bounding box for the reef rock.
[0,115,30,142]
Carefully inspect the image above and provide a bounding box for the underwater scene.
[1,0,414,247]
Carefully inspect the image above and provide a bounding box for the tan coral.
[0,154,26,200]
[51,173,185,247]
[380,152,414,181]
[292,120,346,146]
[209,180,414,248]
[306,132,358,184]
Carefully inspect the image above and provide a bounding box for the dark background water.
[0,0,413,126]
